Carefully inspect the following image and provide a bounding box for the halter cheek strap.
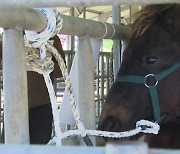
[116,63,180,123]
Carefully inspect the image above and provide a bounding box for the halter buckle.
[144,74,158,88]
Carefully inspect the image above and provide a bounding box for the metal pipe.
[0,72,1,137]
[112,5,121,80]
[0,9,131,41]
[0,9,47,33]
[0,0,179,8]
[76,37,95,145]
[3,29,29,144]
[61,15,131,41]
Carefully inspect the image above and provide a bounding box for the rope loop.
[48,120,160,145]
[25,8,63,48]
[24,8,64,145]
[136,120,160,134]
[24,8,160,145]
[26,44,54,76]
[25,8,63,76]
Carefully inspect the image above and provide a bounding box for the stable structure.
[0,142,180,154]
[0,1,180,153]
[0,7,130,144]
[0,0,180,8]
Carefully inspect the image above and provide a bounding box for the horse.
[0,35,65,144]
[98,4,180,149]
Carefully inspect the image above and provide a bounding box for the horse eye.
[146,56,157,64]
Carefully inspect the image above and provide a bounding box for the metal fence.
[54,50,114,124]
[0,49,114,141]
[94,52,114,122]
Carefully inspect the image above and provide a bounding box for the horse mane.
[132,4,176,37]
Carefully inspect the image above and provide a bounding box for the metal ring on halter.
[109,24,116,39]
[98,22,108,39]
[144,74,158,88]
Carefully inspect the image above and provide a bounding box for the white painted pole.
[3,29,29,144]
[60,15,131,40]
[76,37,95,145]
[112,5,121,80]
[106,142,148,154]
[0,72,1,136]
[0,9,131,41]
[0,144,180,154]
[0,0,179,8]
[0,9,46,32]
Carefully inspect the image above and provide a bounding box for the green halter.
[116,63,180,123]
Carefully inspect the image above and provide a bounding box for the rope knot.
[136,120,160,134]
[26,46,54,75]
[24,8,63,76]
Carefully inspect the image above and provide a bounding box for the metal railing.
[53,50,114,123]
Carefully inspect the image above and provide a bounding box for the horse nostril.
[99,116,121,132]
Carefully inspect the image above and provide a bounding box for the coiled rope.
[25,8,63,146]
[25,8,93,146]
[25,8,160,146]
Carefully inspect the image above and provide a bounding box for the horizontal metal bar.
[60,15,131,40]
[0,0,179,8]
[0,9,47,32]
[0,144,180,154]
[0,145,104,154]
[0,9,131,40]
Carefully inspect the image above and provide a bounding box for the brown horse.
[0,35,65,144]
[98,4,180,149]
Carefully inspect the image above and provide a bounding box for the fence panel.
[54,50,114,125]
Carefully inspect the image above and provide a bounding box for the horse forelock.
[132,4,177,37]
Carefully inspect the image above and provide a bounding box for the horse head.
[98,4,180,146]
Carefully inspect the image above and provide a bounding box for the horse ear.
[160,6,180,37]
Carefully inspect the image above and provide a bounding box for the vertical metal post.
[112,5,121,80]
[3,29,29,144]
[83,7,86,19]
[70,7,75,52]
[0,72,1,138]
[100,54,104,103]
[76,37,95,145]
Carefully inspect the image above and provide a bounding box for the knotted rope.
[25,8,92,146]
[49,120,159,145]
[25,8,63,146]
[25,8,160,146]
[26,45,54,75]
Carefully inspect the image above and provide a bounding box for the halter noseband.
[116,63,180,123]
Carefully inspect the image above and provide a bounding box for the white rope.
[25,8,63,48]
[44,75,62,146]
[48,120,160,144]
[25,8,87,144]
[25,8,55,48]
[40,43,62,146]
[46,43,87,137]
[26,45,54,75]
[25,8,63,146]
[25,8,160,146]
[136,120,160,134]
[46,43,160,143]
